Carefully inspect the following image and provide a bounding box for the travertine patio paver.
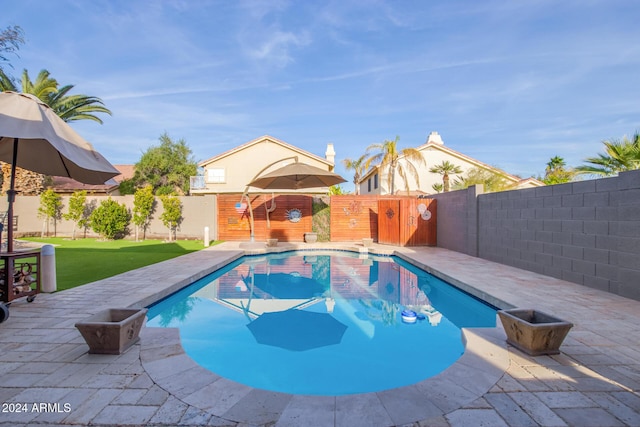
[0,242,638,426]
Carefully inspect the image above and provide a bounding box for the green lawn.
[22,238,208,291]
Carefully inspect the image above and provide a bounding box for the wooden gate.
[377,199,401,245]
[377,198,437,246]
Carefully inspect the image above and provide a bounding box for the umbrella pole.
[245,194,255,243]
[6,138,18,253]
[241,156,298,244]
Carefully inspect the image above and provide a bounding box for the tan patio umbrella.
[248,161,346,190]
[0,91,120,252]
[242,159,346,242]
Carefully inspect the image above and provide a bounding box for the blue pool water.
[147,251,496,395]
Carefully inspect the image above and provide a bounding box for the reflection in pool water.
[147,251,496,395]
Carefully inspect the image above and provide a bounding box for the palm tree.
[0,69,111,123]
[366,136,425,195]
[1,68,111,194]
[543,156,574,185]
[342,153,370,195]
[431,183,444,193]
[0,68,57,98]
[46,85,111,124]
[546,156,565,172]
[429,160,463,192]
[575,134,640,177]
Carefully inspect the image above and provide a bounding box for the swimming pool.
[147,250,496,395]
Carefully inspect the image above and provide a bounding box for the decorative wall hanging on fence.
[417,203,432,220]
[286,208,302,223]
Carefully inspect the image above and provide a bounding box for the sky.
[4,0,640,184]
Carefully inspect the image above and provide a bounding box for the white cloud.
[245,30,311,65]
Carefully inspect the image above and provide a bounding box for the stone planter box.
[75,308,148,354]
[498,309,573,356]
[304,232,318,243]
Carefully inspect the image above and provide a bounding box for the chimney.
[426,131,444,145]
[325,143,336,165]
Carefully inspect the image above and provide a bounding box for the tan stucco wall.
[1,195,217,241]
[194,139,332,194]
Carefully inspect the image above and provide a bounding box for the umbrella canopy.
[0,92,120,184]
[248,161,346,190]
[0,91,120,251]
[247,309,348,351]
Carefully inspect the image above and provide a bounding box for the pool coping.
[138,242,511,426]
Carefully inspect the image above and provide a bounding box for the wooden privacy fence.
[330,195,437,246]
[329,195,379,242]
[218,194,312,242]
[218,194,436,246]
[377,197,437,246]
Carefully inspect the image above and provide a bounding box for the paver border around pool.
[2,241,638,426]
[137,242,511,426]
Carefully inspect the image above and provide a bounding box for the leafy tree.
[366,136,425,195]
[37,189,63,237]
[89,198,131,240]
[342,153,370,195]
[159,195,182,242]
[134,133,198,195]
[133,185,156,241]
[0,25,24,73]
[62,190,88,240]
[328,185,345,195]
[575,133,640,177]
[542,156,574,185]
[452,167,510,193]
[117,178,136,195]
[0,69,111,123]
[429,160,463,192]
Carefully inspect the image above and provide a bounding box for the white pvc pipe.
[40,244,57,293]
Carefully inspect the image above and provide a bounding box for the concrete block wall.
[431,185,481,256]
[478,169,640,301]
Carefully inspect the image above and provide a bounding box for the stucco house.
[359,132,544,195]
[190,135,336,195]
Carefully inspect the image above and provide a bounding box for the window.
[368,177,371,192]
[374,173,378,189]
[207,168,225,183]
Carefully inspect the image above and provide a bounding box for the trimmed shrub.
[89,198,131,240]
